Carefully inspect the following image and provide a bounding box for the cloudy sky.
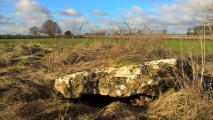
[0,0,212,35]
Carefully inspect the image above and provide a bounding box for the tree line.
[186,25,213,35]
[29,20,62,38]
[28,19,168,38]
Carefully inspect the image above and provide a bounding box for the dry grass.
[0,37,213,120]
[146,58,213,120]
[50,39,179,74]
[147,86,213,120]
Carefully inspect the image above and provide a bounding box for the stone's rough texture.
[54,59,185,98]
[144,59,177,66]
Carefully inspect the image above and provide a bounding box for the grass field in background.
[0,38,96,46]
[1,38,213,54]
[164,39,213,54]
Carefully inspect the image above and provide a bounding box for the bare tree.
[136,29,142,35]
[29,26,40,37]
[142,25,151,35]
[118,26,125,35]
[77,24,83,37]
[109,26,116,35]
[206,3,213,36]
[123,20,131,34]
[194,2,213,86]
[68,21,77,38]
[41,20,61,38]
[64,30,73,38]
[195,2,213,36]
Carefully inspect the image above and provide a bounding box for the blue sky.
[0,0,212,35]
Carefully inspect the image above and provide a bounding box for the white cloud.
[10,0,53,34]
[15,11,39,25]
[176,0,197,13]
[161,4,177,12]
[118,1,207,34]
[94,18,120,25]
[58,17,90,34]
[0,14,15,25]
[120,6,146,28]
[125,12,135,18]
[0,18,15,25]
[2,0,213,35]
[176,0,213,13]
[0,23,31,35]
[132,17,146,25]
[118,6,145,28]
[163,13,180,24]
[130,6,143,15]
[0,14,3,19]
[92,9,109,16]
[15,0,51,26]
[61,8,83,17]
[153,0,213,33]
[15,0,50,14]
[164,1,211,25]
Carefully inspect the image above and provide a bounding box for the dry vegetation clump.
[0,38,213,120]
[56,101,147,120]
[13,44,52,55]
[0,43,57,119]
[97,101,147,120]
[146,60,213,120]
[50,39,180,75]
[0,43,52,68]
[0,55,12,67]
[147,86,213,120]
[0,78,56,119]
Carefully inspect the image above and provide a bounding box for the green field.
[0,38,97,46]
[164,39,213,54]
[1,38,213,54]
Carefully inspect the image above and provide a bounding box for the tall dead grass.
[49,37,179,75]
[0,32,213,119]
[147,69,213,119]
[146,34,213,119]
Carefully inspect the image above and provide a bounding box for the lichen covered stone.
[54,59,186,98]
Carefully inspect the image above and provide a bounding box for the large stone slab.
[54,59,187,98]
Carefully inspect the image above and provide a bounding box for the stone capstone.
[54,59,190,98]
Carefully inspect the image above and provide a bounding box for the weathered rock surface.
[54,59,187,98]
